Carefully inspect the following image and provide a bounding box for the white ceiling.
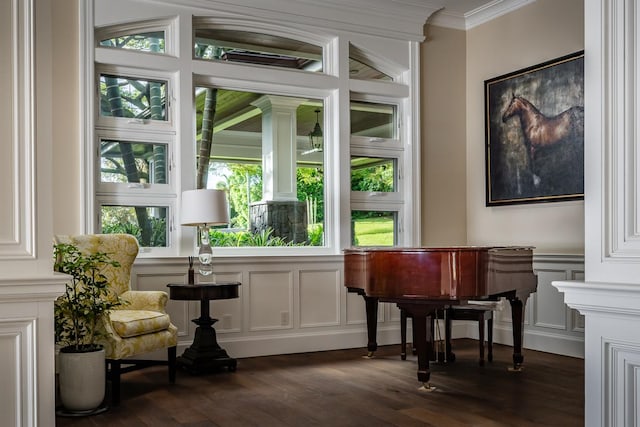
[420,0,535,30]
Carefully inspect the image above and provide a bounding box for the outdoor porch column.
[251,95,302,201]
[249,96,308,243]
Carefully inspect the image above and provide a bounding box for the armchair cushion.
[120,290,169,312]
[109,310,172,338]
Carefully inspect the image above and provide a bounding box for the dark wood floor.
[56,339,584,426]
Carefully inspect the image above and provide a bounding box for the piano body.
[344,246,537,386]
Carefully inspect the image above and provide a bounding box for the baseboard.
[142,322,583,361]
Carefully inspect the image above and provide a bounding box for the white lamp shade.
[180,189,230,226]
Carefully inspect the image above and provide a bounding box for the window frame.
[95,17,177,57]
[95,129,175,195]
[85,3,420,257]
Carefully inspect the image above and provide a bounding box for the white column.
[553,0,640,425]
[251,96,304,202]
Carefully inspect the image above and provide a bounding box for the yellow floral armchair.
[54,234,177,405]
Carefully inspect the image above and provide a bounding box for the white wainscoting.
[471,254,585,358]
[0,277,66,427]
[133,253,585,361]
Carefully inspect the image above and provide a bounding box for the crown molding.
[430,0,536,31]
[146,0,440,41]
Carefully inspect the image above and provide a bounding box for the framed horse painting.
[484,51,584,206]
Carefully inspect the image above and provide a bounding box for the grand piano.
[344,246,537,388]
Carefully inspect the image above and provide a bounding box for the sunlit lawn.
[353,217,394,246]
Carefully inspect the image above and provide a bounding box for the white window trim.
[82,0,423,257]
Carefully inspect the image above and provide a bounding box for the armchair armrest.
[119,290,169,312]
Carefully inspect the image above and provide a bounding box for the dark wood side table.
[167,282,240,374]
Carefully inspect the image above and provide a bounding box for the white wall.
[420,25,467,246]
[464,0,585,254]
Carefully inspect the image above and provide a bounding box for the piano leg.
[364,296,379,357]
[398,303,436,391]
[507,296,525,371]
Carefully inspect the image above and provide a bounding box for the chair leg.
[487,312,494,362]
[168,346,177,383]
[444,308,453,361]
[478,312,485,366]
[110,360,121,406]
[400,310,407,360]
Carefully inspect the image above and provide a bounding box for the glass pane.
[99,74,167,121]
[350,101,395,139]
[100,139,168,184]
[351,157,395,192]
[194,28,323,72]
[349,44,393,81]
[101,205,168,248]
[99,31,165,53]
[195,86,325,247]
[351,211,396,247]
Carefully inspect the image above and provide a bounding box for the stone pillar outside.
[249,200,308,244]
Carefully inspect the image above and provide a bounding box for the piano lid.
[343,246,536,301]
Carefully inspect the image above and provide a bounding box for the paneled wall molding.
[135,252,585,360]
[554,280,640,426]
[585,0,640,283]
[0,0,35,260]
[0,275,67,301]
[0,318,36,427]
[553,280,640,318]
[0,278,65,427]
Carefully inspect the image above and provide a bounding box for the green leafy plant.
[53,243,123,353]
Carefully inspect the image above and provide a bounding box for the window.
[351,210,396,246]
[99,31,166,53]
[99,138,168,185]
[349,46,393,82]
[94,67,176,252]
[351,157,396,192]
[193,28,323,73]
[99,73,168,122]
[90,7,418,255]
[194,86,325,246]
[350,97,404,246]
[100,204,169,248]
[350,100,396,139]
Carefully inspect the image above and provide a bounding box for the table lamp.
[180,189,229,280]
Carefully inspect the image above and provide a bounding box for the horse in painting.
[502,93,583,186]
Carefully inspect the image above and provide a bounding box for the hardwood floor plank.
[56,339,584,427]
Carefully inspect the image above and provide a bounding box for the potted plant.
[54,242,122,414]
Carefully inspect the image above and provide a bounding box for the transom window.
[194,28,323,73]
[99,31,166,53]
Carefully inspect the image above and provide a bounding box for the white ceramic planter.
[58,348,106,412]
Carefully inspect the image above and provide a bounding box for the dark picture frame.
[485,51,584,206]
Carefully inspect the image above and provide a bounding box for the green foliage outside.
[101,212,166,247]
[350,162,393,192]
[352,216,394,246]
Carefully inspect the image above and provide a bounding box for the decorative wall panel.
[0,317,36,427]
[299,269,340,328]
[604,340,640,426]
[0,0,35,259]
[248,271,293,331]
